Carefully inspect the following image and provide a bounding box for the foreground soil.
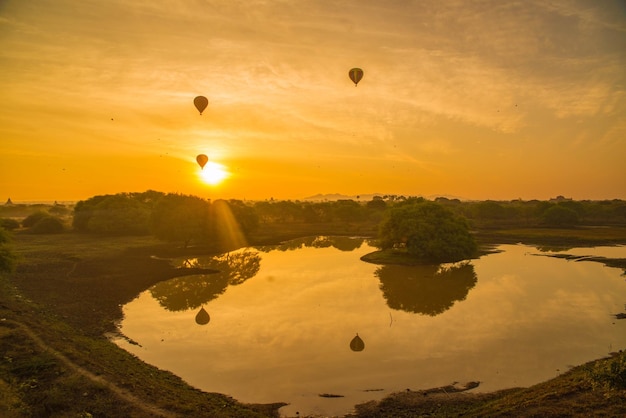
[1,227,626,417]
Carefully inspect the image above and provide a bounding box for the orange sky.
[1,1,625,202]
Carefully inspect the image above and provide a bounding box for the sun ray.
[212,199,247,250]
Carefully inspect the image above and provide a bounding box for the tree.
[85,194,151,235]
[366,196,387,211]
[333,199,364,222]
[473,200,508,220]
[378,201,477,263]
[73,195,109,232]
[72,192,161,235]
[541,205,579,227]
[222,199,259,235]
[150,193,211,247]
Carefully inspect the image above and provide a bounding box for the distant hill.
[301,193,468,201]
[302,193,381,201]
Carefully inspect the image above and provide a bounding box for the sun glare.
[199,161,229,185]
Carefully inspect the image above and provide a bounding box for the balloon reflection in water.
[350,333,365,352]
[195,306,210,325]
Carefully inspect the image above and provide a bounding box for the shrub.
[587,351,626,395]
[29,216,65,234]
[22,211,50,228]
[0,245,16,273]
[0,218,20,230]
[0,228,16,273]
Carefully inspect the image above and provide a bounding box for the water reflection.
[150,250,261,311]
[376,262,477,316]
[195,306,210,325]
[256,236,366,252]
[350,333,365,352]
[115,240,626,418]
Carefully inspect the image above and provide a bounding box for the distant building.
[5,198,12,205]
[550,195,572,202]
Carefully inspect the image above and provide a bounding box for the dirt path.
[1,318,177,418]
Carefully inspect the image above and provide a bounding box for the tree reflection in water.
[255,236,366,253]
[149,250,261,312]
[376,262,477,316]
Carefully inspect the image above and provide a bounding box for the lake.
[112,237,626,417]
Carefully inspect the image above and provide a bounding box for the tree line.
[1,192,625,270]
[2,192,625,239]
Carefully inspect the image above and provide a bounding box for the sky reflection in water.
[114,239,626,417]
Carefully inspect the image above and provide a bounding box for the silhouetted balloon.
[195,307,210,325]
[350,333,365,352]
[348,68,363,86]
[194,96,208,115]
[196,154,209,169]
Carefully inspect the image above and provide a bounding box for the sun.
[199,161,229,185]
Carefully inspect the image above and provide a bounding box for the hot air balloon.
[194,96,209,115]
[195,307,210,325]
[348,68,363,86]
[350,333,365,352]
[196,154,209,169]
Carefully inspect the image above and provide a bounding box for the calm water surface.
[113,237,626,417]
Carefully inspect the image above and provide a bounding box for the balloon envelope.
[196,154,209,169]
[195,307,210,325]
[194,96,209,114]
[350,333,365,351]
[348,68,364,86]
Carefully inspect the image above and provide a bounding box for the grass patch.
[586,352,626,394]
[475,226,626,246]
